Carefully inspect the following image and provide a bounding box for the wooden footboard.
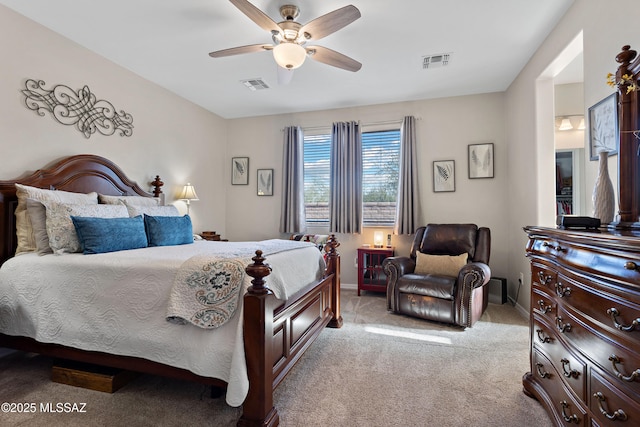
[240,235,341,427]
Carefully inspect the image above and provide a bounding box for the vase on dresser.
[592,150,615,224]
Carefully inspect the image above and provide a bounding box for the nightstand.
[200,231,228,241]
[357,247,394,296]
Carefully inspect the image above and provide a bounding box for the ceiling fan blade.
[277,66,294,85]
[209,44,273,58]
[229,0,281,34]
[306,46,362,72]
[299,5,361,41]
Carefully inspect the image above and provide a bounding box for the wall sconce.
[556,115,585,131]
[178,182,199,215]
[558,118,573,130]
[373,231,384,248]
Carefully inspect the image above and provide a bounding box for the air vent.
[241,78,270,91]
[422,53,451,69]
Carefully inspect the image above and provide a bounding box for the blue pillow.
[144,214,193,247]
[71,215,148,254]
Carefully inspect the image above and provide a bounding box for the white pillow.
[124,202,179,218]
[26,198,52,255]
[99,194,159,206]
[414,252,468,277]
[14,183,98,255]
[45,202,128,254]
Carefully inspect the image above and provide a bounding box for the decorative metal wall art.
[22,79,134,138]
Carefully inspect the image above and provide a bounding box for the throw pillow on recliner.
[414,252,468,277]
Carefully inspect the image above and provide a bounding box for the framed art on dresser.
[588,92,619,160]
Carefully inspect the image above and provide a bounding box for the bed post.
[240,250,279,427]
[325,234,343,328]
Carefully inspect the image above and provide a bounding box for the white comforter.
[0,240,324,406]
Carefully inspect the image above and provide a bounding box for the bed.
[0,154,342,427]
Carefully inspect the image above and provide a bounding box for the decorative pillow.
[14,183,98,254]
[144,214,193,247]
[414,252,468,277]
[25,198,52,255]
[124,202,179,218]
[45,202,128,254]
[72,215,148,254]
[99,194,159,206]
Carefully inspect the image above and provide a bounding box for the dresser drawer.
[533,286,557,320]
[590,369,640,427]
[554,273,640,340]
[533,314,586,400]
[551,307,640,396]
[532,348,587,426]
[532,261,557,292]
[530,235,640,289]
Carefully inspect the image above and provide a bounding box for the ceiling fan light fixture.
[273,43,306,69]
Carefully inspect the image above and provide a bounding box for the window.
[302,129,400,227]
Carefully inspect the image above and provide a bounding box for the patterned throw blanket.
[166,239,315,329]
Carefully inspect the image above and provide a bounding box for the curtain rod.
[285,117,421,132]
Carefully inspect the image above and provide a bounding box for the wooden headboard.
[613,45,640,227]
[0,154,162,264]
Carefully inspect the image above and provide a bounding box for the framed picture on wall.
[257,169,273,196]
[468,143,494,179]
[588,92,619,160]
[433,160,455,192]
[231,157,249,185]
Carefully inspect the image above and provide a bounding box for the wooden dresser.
[523,226,640,426]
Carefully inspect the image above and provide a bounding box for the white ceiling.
[1,0,575,119]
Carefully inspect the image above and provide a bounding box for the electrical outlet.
[519,272,524,284]
[355,257,358,268]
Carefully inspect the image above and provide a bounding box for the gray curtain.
[330,121,362,233]
[394,116,419,235]
[279,126,305,233]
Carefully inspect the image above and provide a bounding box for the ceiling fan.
[209,0,362,81]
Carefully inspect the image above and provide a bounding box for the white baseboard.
[341,283,357,290]
[515,302,528,319]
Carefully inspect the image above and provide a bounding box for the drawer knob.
[560,401,580,424]
[537,300,552,314]
[556,316,572,333]
[607,307,640,332]
[536,329,551,344]
[535,362,550,379]
[555,282,571,298]
[608,354,640,382]
[560,358,580,378]
[624,261,639,270]
[593,392,628,421]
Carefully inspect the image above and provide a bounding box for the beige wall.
[226,93,508,285]
[505,0,640,313]
[0,5,228,235]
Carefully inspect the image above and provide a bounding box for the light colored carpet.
[0,289,552,426]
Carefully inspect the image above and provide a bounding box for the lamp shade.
[273,43,306,69]
[178,183,199,201]
[373,231,384,248]
[558,118,573,131]
[577,117,585,130]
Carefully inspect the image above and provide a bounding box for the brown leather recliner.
[382,224,491,328]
